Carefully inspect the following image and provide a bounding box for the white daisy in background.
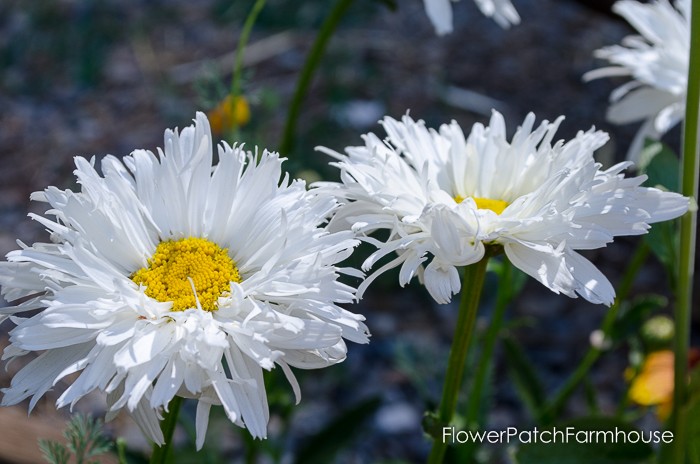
[584,0,690,161]
[0,113,369,449]
[316,112,688,305]
[423,0,520,35]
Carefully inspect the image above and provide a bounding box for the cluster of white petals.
[0,113,368,449]
[423,0,520,35]
[316,112,688,305]
[584,0,690,161]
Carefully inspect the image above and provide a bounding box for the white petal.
[277,360,301,405]
[504,242,576,299]
[423,260,461,304]
[114,323,175,369]
[566,251,615,306]
[423,0,454,35]
[195,400,212,450]
[2,344,92,410]
[131,395,165,445]
[607,88,679,125]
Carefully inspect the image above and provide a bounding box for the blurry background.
[0,0,691,462]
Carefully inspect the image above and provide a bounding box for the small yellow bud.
[208,95,251,135]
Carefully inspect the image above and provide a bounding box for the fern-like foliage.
[39,414,113,464]
[38,440,71,464]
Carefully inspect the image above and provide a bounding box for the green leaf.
[513,417,656,464]
[638,141,681,280]
[502,336,545,418]
[639,141,680,192]
[644,219,678,281]
[39,440,70,464]
[64,414,112,462]
[293,397,381,464]
[39,414,113,464]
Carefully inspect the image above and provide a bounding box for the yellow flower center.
[454,195,509,215]
[131,237,241,312]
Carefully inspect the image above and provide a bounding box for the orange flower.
[629,349,700,420]
[207,95,250,135]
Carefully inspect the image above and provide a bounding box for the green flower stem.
[671,1,700,461]
[279,0,355,156]
[229,0,267,135]
[150,396,183,464]
[539,242,649,424]
[116,438,128,464]
[428,256,490,464]
[464,260,513,427]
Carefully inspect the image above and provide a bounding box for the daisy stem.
[116,438,128,464]
[279,0,355,157]
[229,0,267,136]
[671,0,700,461]
[464,259,513,427]
[428,256,490,464]
[539,242,649,424]
[150,396,183,464]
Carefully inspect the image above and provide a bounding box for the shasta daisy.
[0,113,369,449]
[316,111,688,304]
[584,0,690,161]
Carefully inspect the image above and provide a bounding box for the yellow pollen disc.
[454,195,509,215]
[131,237,241,312]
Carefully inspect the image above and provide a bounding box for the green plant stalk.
[428,257,490,464]
[279,0,355,156]
[116,438,128,464]
[150,396,183,464]
[464,260,513,427]
[671,1,700,461]
[229,0,267,135]
[539,243,649,424]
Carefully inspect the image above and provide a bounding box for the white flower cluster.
[585,0,691,160]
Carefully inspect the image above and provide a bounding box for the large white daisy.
[316,112,688,305]
[423,0,520,35]
[584,0,690,161]
[0,113,369,449]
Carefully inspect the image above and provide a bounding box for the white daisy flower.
[316,112,688,305]
[584,0,690,161]
[423,0,520,35]
[0,113,369,449]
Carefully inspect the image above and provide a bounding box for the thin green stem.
[428,257,490,464]
[539,242,649,424]
[150,396,183,464]
[671,1,700,462]
[229,0,267,136]
[116,438,128,464]
[278,0,354,156]
[464,260,513,427]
